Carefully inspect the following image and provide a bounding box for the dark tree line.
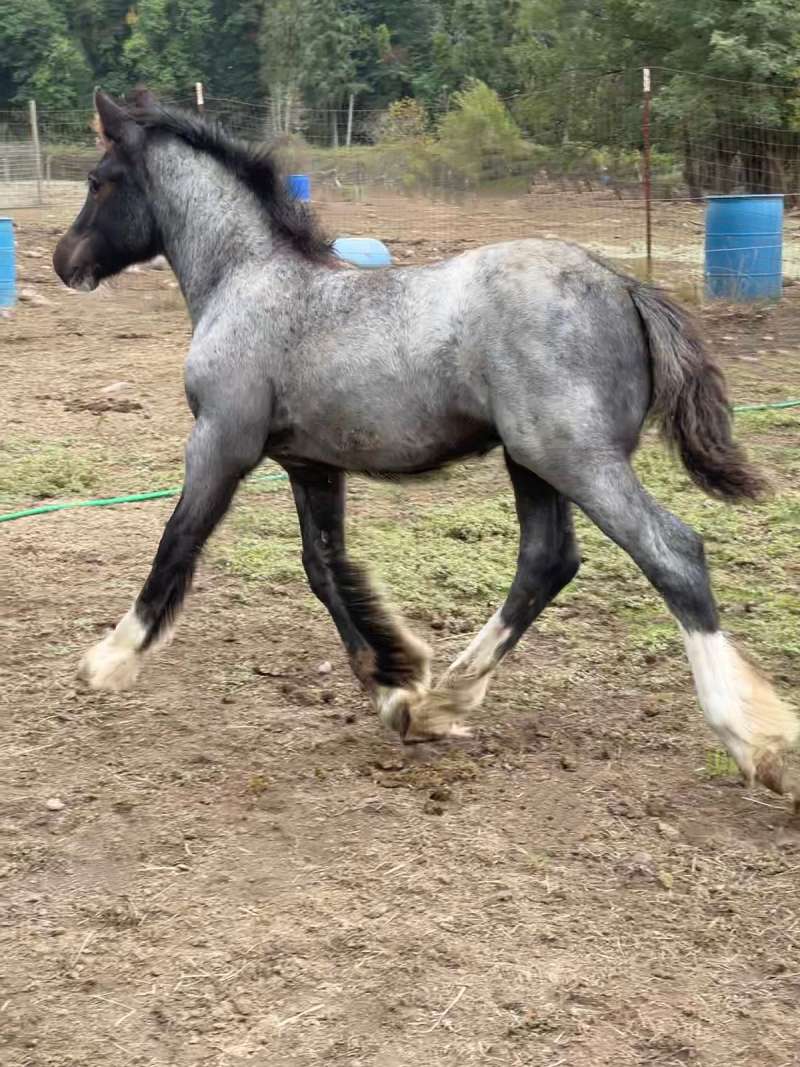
[1,1,798,193]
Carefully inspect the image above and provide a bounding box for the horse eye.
[88,175,100,195]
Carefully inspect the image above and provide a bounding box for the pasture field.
[2,203,800,1067]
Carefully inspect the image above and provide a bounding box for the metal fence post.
[28,99,44,205]
[642,68,653,279]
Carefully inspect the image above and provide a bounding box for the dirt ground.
[2,203,800,1067]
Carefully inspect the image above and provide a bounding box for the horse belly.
[267,408,497,474]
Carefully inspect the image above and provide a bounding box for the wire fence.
[0,104,43,207]
[1,67,799,282]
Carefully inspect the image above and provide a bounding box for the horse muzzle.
[52,232,100,292]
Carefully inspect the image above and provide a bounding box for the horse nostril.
[52,237,72,284]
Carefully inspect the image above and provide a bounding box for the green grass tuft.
[0,440,100,504]
[705,749,741,779]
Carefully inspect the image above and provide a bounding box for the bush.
[437,80,532,184]
[374,98,430,144]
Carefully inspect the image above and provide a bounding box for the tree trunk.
[682,126,702,201]
[285,87,292,133]
[345,92,354,147]
[331,108,339,148]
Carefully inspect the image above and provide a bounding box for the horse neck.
[147,141,277,322]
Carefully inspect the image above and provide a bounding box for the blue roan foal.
[54,92,798,807]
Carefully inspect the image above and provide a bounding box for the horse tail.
[629,283,767,502]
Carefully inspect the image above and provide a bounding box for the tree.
[449,0,499,88]
[413,0,503,108]
[438,79,528,183]
[299,0,365,145]
[260,0,308,132]
[0,0,92,106]
[28,34,94,108]
[350,0,442,107]
[123,0,213,98]
[208,0,262,100]
[0,0,797,196]
[508,0,618,143]
[67,0,131,97]
[609,0,800,193]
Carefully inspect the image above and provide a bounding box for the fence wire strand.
[1,68,798,280]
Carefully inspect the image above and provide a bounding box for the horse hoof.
[377,684,473,743]
[377,688,413,737]
[409,688,472,740]
[79,639,141,692]
[755,750,800,809]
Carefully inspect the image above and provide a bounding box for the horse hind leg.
[401,458,580,739]
[552,456,799,803]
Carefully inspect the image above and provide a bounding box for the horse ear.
[95,89,146,152]
[94,91,130,144]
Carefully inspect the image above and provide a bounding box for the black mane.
[130,104,334,263]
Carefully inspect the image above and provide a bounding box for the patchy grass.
[0,438,285,512]
[0,439,100,504]
[704,748,741,780]
[0,435,189,509]
[213,410,799,674]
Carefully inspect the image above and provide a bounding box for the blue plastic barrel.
[333,236,392,269]
[286,174,311,202]
[705,194,783,301]
[0,217,15,308]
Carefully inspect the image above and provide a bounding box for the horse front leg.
[80,418,263,691]
[288,465,432,731]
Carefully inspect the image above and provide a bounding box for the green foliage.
[438,0,500,94]
[375,98,430,143]
[0,0,797,198]
[29,34,94,108]
[259,0,306,101]
[208,0,262,100]
[352,0,443,106]
[438,81,529,182]
[124,0,213,96]
[299,0,363,111]
[616,0,800,85]
[67,0,131,97]
[0,0,92,106]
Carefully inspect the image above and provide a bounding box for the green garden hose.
[729,398,800,413]
[0,399,797,525]
[0,473,288,524]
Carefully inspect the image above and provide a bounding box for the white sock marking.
[80,606,147,692]
[447,611,511,676]
[440,610,512,711]
[682,629,799,777]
